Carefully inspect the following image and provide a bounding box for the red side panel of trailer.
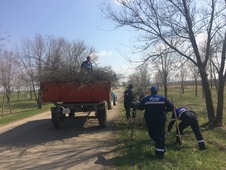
[40,82,111,103]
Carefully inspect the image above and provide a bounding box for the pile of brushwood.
[40,66,117,84]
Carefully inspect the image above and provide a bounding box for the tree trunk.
[163,71,168,97]
[164,83,168,98]
[200,71,215,128]
[215,77,224,126]
[17,91,20,102]
[37,89,42,109]
[194,75,198,97]
[8,97,12,114]
[6,96,10,104]
[1,92,5,117]
[181,81,184,95]
[214,81,224,126]
[210,62,213,88]
[31,80,41,108]
[215,32,226,126]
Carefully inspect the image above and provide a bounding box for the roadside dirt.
[0,89,124,170]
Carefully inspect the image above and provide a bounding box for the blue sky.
[0,0,139,79]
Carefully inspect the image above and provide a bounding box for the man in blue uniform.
[124,84,135,121]
[81,56,93,70]
[136,86,174,159]
[167,107,206,150]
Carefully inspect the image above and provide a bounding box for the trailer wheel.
[97,101,108,128]
[51,107,64,129]
[69,110,75,118]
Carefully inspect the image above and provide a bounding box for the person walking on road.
[124,84,135,121]
[136,86,174,159]
[167,107,206,150]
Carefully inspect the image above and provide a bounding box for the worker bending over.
[168,107,206,150]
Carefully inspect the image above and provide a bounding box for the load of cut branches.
[40,66,117,84]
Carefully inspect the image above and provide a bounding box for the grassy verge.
[113,86,226,170]
[0,102,53,126]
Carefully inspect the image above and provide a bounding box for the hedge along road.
[0,88,124,170]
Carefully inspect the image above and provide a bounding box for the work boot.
[199,143,206,150]
[176,137,182,145]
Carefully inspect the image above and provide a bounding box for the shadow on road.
[0,116,110,147]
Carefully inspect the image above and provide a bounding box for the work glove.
[135,100,140,104]
[167,120,174,132]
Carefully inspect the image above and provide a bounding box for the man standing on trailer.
[81,56,93,71]
[167,107,206,150]
[136,86,174,159]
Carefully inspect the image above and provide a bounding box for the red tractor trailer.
[40,81,116,129]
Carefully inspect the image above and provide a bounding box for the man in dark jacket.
[168,107,206,150]
[136,86,174,159]
[124,84,135,120]
[81,56,93,71]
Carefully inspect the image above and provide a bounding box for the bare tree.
[187,61,200,97]
[128,63,151,97]
[153,71,162,90]
[20,35,45,108]
[41,37,97,83]
[210,33,226,125]
[175,58,190,96]
[0,51,20,115]
[152,49,177,97]
[63,40,97,71]
[14,73,27,102]
[20,34,98,108]
[102,0,226,127]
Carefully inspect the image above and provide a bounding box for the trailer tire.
[51,107,64,129]
[69,110,75,118]
[97,101,107,128]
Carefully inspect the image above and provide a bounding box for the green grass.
[0,92,53,126]
[113,86,226,170]
[0,103,52,126]
[0,86,225,169]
